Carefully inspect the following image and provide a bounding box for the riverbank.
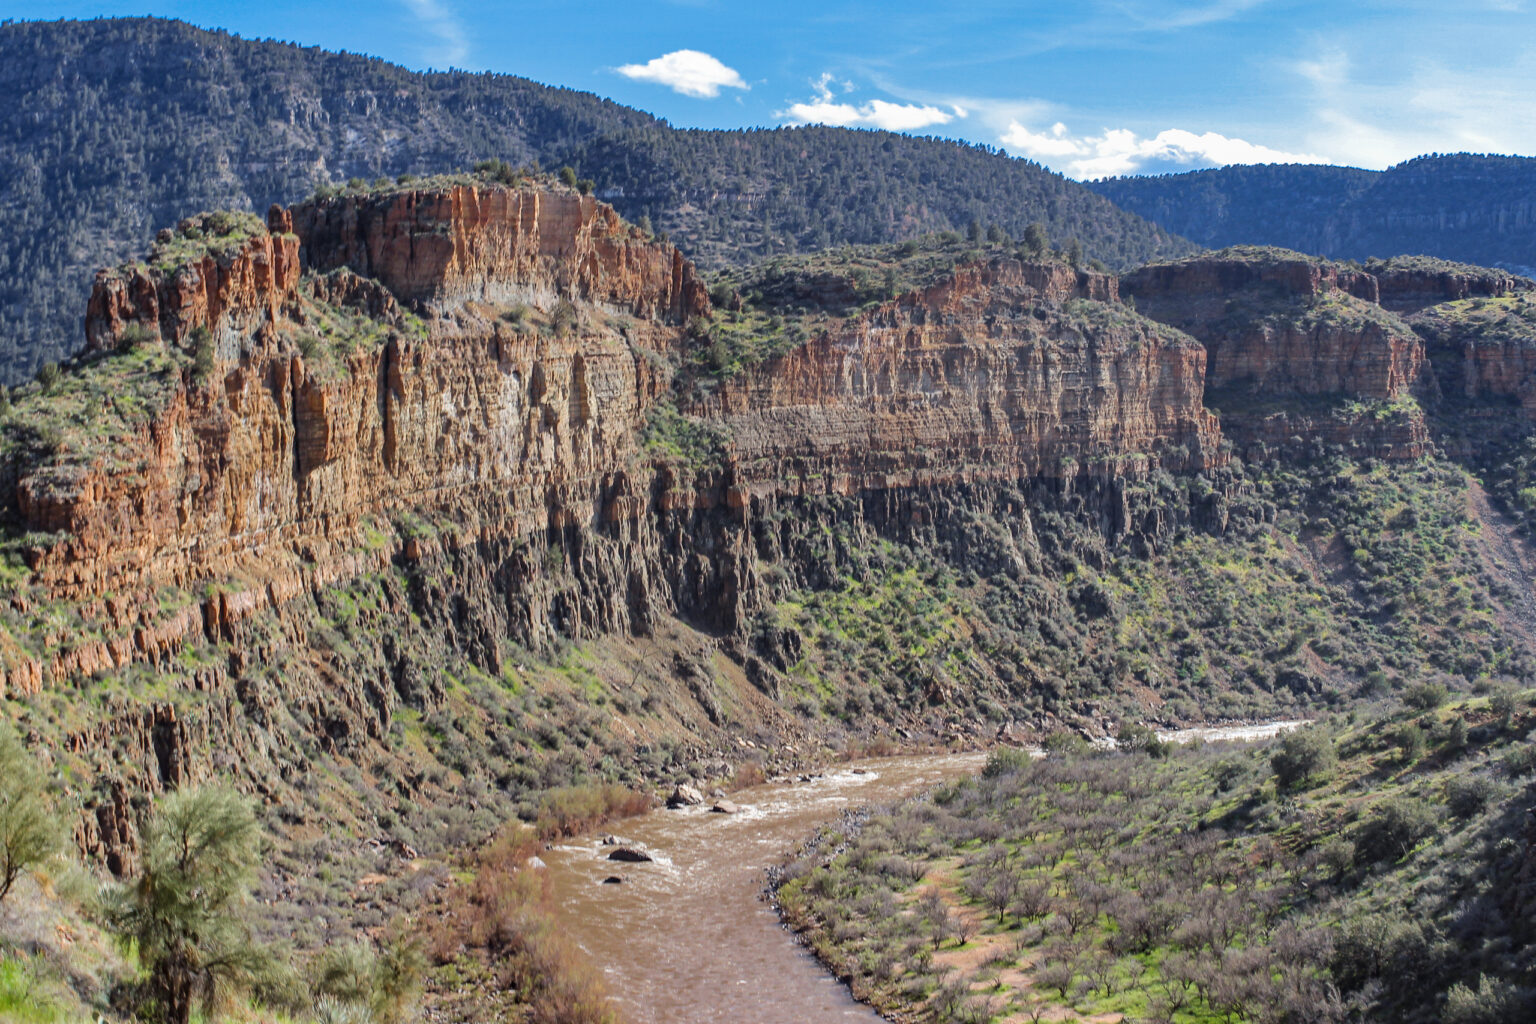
[770,696,1536,1024]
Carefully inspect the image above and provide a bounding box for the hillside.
[777,692,1536,1023]
[0,16,1193,384]
[1090,154,1536,275]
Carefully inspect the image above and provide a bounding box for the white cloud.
[999,121,1323,179]
[615,50,748,98]
[779,75,960,132]
[400,0,468,68]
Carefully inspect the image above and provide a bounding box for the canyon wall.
[0,186,1216,700]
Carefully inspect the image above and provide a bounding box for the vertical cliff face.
[1409,295,1536,417]
[1369,259,1530,313]
[1124,249,1424,399]
[83,210,303,356]
[710,259,1217,498]
[1123,247,1432,458]
[292,185,710,323]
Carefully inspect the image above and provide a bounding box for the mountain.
[0,16,1194,385]
[1089,154,1536,274]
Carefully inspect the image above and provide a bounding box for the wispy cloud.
[999,121,1323,179]
[778,74,961,132]
[400,0,468,68]
[1122,0,1269,31]
[615,50,748,98]
[1290,45,1536,167]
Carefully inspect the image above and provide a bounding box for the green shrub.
[1445,774,1496,819]
[190,325,216,382]
[106,787,273,1024]
[982,747,1034,778]
[33,361,60,394]
[1443,975,1528,1024]
[1500,741,1536,777]
[121,322,155,349]
[1404,680,1449,711]
[1354,796,1438,864]
[1271,727,1336,791]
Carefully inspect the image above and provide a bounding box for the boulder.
[710,800,741,814]
[607,847,653,863]
[667,784,706,808]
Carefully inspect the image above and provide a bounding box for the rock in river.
[607,847,654,863]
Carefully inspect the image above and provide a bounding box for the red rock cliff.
[1125,250,1424,400]
[5,192,1215,695]
[292,185,710,324]
[709,258,1217,501]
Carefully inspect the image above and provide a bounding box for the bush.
[1500,742,1536,777]
[1443,975,1529,1024]
[0,728,59,902]
[1404,680,1449,711]
[310,937,423,1024]
[1445,774,1496,819]
[33,361,60,394]
[1392,722,1427,763]
[1489,685,1520,730]
[1354,796,1438,864]
[190,325,216,382]
[550,299,579,337]
[120,322,155,349]
[1271,728,1336,791]
[982,747,1034,779]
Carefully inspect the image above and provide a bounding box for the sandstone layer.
[711,258,1217,500]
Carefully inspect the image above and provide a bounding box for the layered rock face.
[5,187,713,695]
[1125,250,1424,400]
[711,259,1217,499]
[1374,264,1529,313]
[0,187,1220,699]
[84,212,302,357]
[1409,296,1536,417]
[293,186,709,323]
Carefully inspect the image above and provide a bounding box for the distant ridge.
[1089,154,1536,275]
[0,16,1191,382]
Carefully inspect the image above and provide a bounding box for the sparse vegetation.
[778,691,1536,1024]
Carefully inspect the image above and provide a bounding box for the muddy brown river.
[542,724,1300,1022]
[543,751,990,1023]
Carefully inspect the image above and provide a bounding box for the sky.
[4,0,1534,179]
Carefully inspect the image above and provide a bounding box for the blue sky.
[5,1,1534,178]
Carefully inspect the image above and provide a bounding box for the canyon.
[3,176,1536,926]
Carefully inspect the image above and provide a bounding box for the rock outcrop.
[11,181,1536,874]
[1409,296,1536,418]
[711,258,1218,501]
[1372,261,1530,313]
[1,189,1232,697]
[293,185,709,324]
[1125,249,1423,400]
[84,210,302,357]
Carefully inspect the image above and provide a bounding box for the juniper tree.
[0,727,58,903]
[108,787,270,1024]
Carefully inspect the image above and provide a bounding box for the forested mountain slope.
[0,16,1192,382]
[1090,154,1536,275]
